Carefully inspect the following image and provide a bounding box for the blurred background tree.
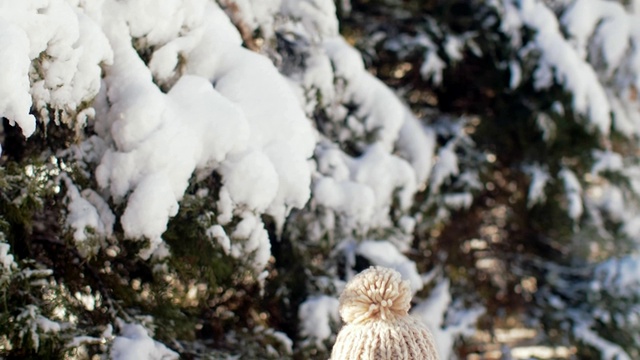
[337,0,640,358]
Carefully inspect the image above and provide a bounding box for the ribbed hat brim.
[330,317,439,360]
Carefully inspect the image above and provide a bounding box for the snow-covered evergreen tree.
[1,0,640,358]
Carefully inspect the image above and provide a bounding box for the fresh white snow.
[110,322,178,360]
[15,0,640,357]
[298,295,340,349]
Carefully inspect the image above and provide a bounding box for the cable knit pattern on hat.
[331,266,439,360]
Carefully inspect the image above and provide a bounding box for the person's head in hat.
[331,266,439,360]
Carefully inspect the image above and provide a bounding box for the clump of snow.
[355,240,423,293]
[444,36,464,62]
[211,48,317,159]
[219,151,279,213]
[281,0,339,39]
[608,94,640,137]
[0,236,16,286]
[561,0,629,71]
[593,185,626,223]
[110,322,178,360]
[147,1,243,84]
[0,0,113,138]
[381,30,449,85]
[622,213,640,240]
[0,243,14,272]
[559,168,583,221]
[395,114,437,186]
[216,188,235,226]
[509,60,522,89]
[118,174,179,258]
[270,330,293,354]
[313,143,418,232]
[351,144,417,212]
[206,225,231,255]
[227,0,282,39]
[412,279,485,359]
[524,164,551,208]
[399,216,416,237]
[535,113,557,142]
[313,176,376,229]
[229,212,272,272]
[212,45,318,226]
[166,75,250,167]
[430,144,460,192]
[263,142,313,225]
[591,150,624,176]
[315,146,349,181]
[443,192,473,210]
[421,47,447,85]
[63,175,115,256]
[116,0,195,45]
[298,295,340,349]
[0,20,34,137]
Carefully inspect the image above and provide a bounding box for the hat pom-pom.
[339,266,412,324]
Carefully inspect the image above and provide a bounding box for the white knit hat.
[330,266,439,360]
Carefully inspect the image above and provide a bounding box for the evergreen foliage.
[2,0,640,359]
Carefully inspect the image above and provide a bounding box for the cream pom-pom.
[339,266,413,324]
